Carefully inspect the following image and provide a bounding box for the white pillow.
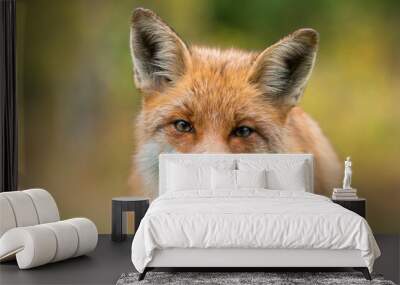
[211,168,236,190]
[167,163,211,191]
[211,168,268,190]
[238,159,308,191]
[267,164,306,191]
[236,169,267,189]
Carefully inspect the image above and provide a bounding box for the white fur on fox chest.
[135,140,175,195]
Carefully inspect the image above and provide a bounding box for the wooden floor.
[0,234,398,285]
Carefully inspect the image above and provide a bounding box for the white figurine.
[342,156,352,190]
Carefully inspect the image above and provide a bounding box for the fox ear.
[130,8,190,92]
[248,29,318,109]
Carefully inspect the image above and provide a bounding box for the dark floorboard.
[0,234,398,285]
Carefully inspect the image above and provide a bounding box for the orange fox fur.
[129,8,341,197]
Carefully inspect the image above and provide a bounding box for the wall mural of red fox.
[129,8,341,197]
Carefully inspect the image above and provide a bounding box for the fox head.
[130,8,319,191]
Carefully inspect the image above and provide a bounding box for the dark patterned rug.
[116,272,396,285]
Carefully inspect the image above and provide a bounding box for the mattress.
[131,190,380,273]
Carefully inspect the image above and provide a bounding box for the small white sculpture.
[342,156,352,190]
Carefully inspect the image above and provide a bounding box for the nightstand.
[332,198,366,218]
[111,197,149,242]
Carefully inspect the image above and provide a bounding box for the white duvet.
[131,190,380,273]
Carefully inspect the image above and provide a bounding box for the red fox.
[129,8,341,196]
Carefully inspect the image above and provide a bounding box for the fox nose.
[193,137,231,154]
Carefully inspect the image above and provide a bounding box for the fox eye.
[174,120,193,133]
[232,126,254,138]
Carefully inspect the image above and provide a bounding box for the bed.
[131,154,380,280]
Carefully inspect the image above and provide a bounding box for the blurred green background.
[16,0,399,234]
